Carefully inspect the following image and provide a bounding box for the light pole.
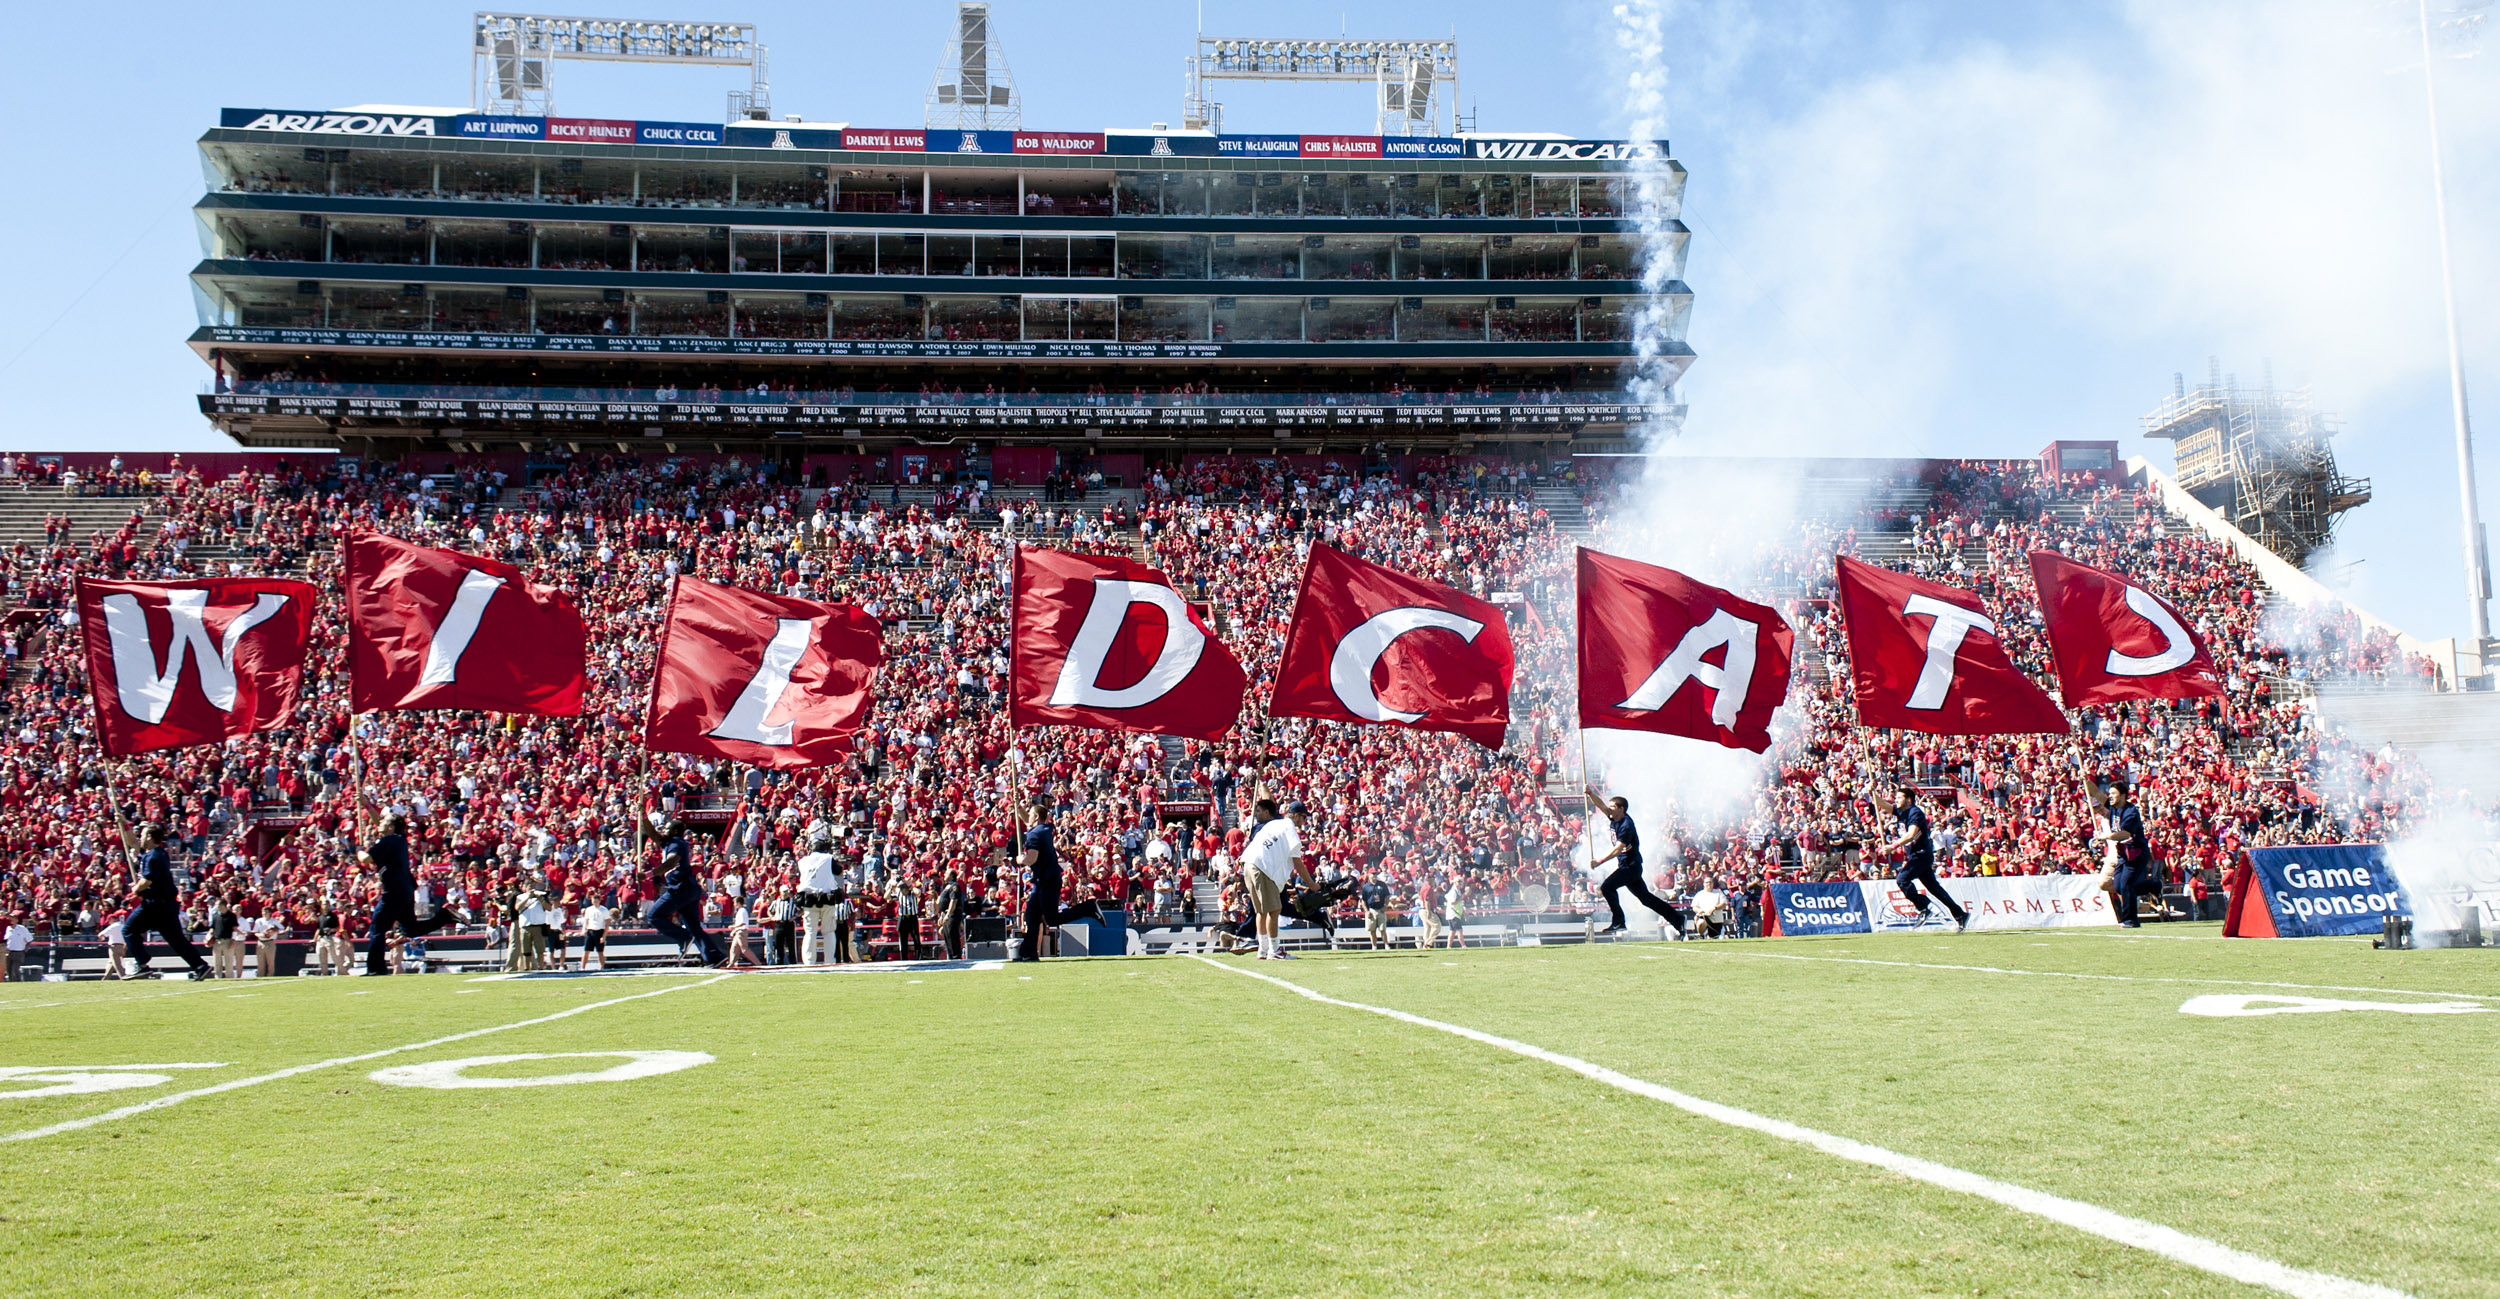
[2415,0,2494,664]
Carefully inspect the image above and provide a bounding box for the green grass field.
[2,926,2495,1297]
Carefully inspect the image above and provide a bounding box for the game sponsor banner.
[1766,883,1870,936]
[2248,846,2411,939]
[1858,875,2117,931]
[221,108,451,137]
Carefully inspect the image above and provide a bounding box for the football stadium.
[4,7,2499,1297]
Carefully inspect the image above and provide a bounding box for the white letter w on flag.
[100,590,292,724]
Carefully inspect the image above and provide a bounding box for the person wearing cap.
[1242,798,1312,961]
[364,812,460,975]
[794,835,844,964]
[1359,870,1393,950]
[123,825,211,981]
[1013,794,1103,961]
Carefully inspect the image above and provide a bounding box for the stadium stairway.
[0,490,163,554]
[1531,484,1593,540]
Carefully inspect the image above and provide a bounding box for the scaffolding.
[1182,36,1459,137]
[925,2,1019,133]
[471,13,768,121]
[2140,360,2371,568]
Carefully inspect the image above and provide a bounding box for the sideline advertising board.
[1859,875,2116,931]
[1764,882,1871,936]
[2245,846,2411,939]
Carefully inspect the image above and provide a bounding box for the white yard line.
[1193,956,2411,1299]
[1660,945,2494,1003]
[0,972,739,1144]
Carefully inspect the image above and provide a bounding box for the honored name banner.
[1858,875,2116,931]
[193,327,1633,367]
[1765,882,1871,936]
[201,389,1649,430]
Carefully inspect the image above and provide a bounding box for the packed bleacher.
[0,446,2474,970]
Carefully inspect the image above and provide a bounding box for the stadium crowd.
[0,446,2473,970]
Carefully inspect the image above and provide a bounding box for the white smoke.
[2381,811,2500,946]
[1613,0,1684,416]
[1577,0,1854,851]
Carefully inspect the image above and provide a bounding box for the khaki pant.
[1365,908,1388,945]
[1247,870,1284,916]
[1418,910,1444,948]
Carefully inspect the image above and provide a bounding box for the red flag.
[78,576,316,758]
[345,532,586,716]
[642,576,884,770]
[1833,555,2068,736]
[1577,547,1794,752]
[1270,543,1514,749]
[2028,550,2225,705]
[1010,546,1245,740]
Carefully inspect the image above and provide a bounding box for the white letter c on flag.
[1328,606,1485,724]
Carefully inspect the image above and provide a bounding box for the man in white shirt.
[579,900,612,970]
[3,916,30,982]
[1241,799,1311,961]
[794,836,843,965]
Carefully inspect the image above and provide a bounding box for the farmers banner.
[1858,875,2116,932]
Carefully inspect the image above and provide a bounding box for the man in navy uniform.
[364,812,459,975]
[2108,779,2156,929]
[122,824,211,981]
[1880,785,1969,933]
[1013,794,1102,961]
[644,799,726,966]
[1584,786,1686,937]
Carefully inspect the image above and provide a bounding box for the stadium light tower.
[925,3,1020,132]
[2409,0,2495,659]
[471,13,771,121]
[1183,35,1460,136]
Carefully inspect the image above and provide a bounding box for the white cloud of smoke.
[2382,811,2500,946]
[1570,0,2500,850]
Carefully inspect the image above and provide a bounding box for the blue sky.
[3,0,2497,645]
